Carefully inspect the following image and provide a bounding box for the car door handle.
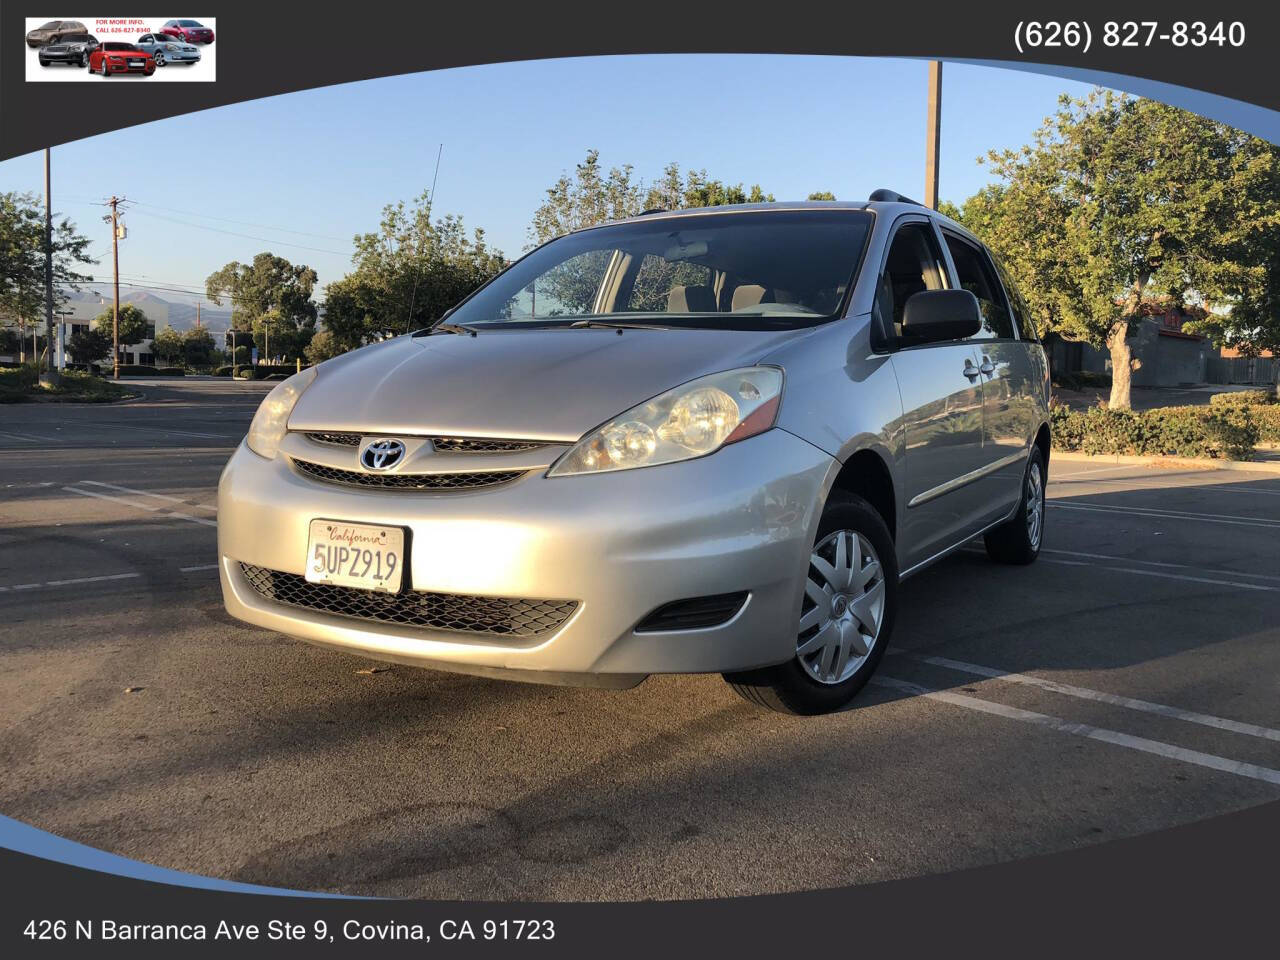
[979,357,996,376]
[963,360,980,381]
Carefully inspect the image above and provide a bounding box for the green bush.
[1209,388,1276,408]
[1050,403,1258,460]
[1253,405,1280,443]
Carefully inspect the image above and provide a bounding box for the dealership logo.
[360,439,406,471]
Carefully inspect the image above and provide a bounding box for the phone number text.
[1014,21,1245,54]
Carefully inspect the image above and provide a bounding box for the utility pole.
[107,196,122,379]
[42,148,59,386]
[924,61,942,210]
[195,301,201,327]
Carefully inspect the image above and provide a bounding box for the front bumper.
[218,429,834,685]
[105,60,153,73]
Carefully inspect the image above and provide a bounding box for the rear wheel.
[724,493,898,715]
[983,446,1046,564]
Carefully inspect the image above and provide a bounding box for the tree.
[529,151,776,246]
[320,190,505,352]
[182,327,216,368]
[526,153,777,314]
[965,91,1280,409]
[68,326,111,364]
[93,303,150,363]
[0,191,94,329]
[807,191,838,201]
[304,329,342,365]
[151,325,185,366]
[206,253,319,362]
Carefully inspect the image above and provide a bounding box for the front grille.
[307,432,361,446]
[431,437,547,453]
[239,564,577,638]
[293,458,523,490]
[304,432,546,454]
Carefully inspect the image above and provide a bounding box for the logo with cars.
[25,16,216,81]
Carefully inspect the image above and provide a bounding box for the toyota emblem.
[361,439,406,471]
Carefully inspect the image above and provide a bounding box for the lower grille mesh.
[239,564,577,639]
[293,458,523,490]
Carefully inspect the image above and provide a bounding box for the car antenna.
[406,143,445,335]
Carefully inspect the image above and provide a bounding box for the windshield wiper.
[430,321,480,337]
[568,319,672,331]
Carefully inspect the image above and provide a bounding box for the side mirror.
[901,289,982,343]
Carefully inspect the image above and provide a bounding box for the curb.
[1051,449,1280,475]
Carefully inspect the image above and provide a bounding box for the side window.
[992,255,1037,341]
[874,222,949,347]
[942,233,1014,340]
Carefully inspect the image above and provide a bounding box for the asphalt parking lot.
[2,378,1278,900]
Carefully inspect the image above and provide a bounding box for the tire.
[153,52,165,66]
[724,493,898,715]
[983,445,1046,565]
[39,58,48,67]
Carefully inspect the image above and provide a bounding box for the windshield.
[448,209,873,330]
[103,43,137,51]
[179,20,202,27]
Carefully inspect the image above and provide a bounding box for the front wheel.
[983,446,1046,564]
[153,52,165,66]
[724,493,898,715]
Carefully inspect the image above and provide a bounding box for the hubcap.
[796,530,886,685]
[1026,461,1044,550]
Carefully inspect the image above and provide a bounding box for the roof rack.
[867,189,923,206]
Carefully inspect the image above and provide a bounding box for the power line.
[127,199,349,242]
[126,208,349,255]
[58,195,348,244]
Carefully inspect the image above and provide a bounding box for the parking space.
[1,380,1278,900]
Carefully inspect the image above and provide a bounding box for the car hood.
[288,326,810,441]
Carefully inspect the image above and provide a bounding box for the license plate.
[305,520,404,592]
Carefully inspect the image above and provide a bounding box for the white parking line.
[0,572,141,593]
[0,431,63,444]
[1049,500,1280,530]
[1042,548,1280,585]
[76,421,233,441]
[897,654,1280,742]
[872,676,1280,786]
[1039,557,1278,592]
[0,564,217,594]
[79,480,217,512]
[1051,464,1161,480]
[63,486,217,528]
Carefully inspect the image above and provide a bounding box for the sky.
[0,55,1099,306]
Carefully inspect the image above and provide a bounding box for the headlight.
[548,367,782,477]
[246,366,317,459]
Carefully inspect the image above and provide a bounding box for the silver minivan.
[218,194,1050,714]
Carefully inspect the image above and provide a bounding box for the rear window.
[943,233,1014,340]
[991,255,1037,341]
